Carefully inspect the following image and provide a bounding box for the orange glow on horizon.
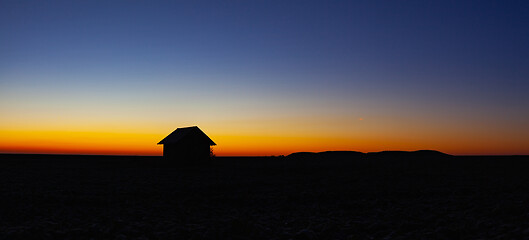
[1,129,528,156]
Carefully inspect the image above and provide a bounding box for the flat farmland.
[1,154,529,239]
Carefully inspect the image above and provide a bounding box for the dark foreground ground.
[1,153,529,239]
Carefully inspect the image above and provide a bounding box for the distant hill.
[288,150,451,160]
[287,151,365,160]
[286,152,318,159]
[367,150,452,159]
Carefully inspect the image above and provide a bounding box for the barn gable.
[158,126,216,146]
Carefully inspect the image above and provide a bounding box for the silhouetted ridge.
[367,150,452,159]
[287,150,451,161]
[287,151,365,160]
[287,152,318,159]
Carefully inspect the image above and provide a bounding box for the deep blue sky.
[1,0,528,155]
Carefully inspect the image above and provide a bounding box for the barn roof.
[157,126,216,145]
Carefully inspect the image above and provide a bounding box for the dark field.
[2,153,529,239]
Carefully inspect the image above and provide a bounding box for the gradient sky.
[1,0,528,156]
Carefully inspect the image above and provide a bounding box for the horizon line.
[2,152,528,158]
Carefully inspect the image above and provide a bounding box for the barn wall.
[162,142,211,164]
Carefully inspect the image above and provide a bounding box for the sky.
[1,0,528,156]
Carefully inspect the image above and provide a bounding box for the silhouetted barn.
[158,126,216,163]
